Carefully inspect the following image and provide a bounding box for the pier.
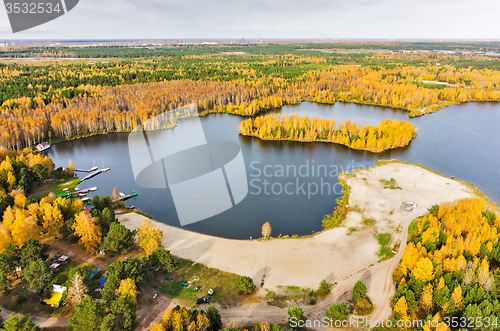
[74,169,92,173]
[81,169,103,181]
[112,190,139,202]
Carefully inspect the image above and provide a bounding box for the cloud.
[0,0,498,39]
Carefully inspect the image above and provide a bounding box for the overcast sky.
[0,0,498,40]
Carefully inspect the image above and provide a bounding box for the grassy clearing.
[380,178,402,190]
[375,233,392,258]
[155,259,244,308]
[29,176,81,199]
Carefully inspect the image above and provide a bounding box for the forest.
[239,114,415,152]
[1,60,500,148]
[389,197,500,331]
[1,45,500,149]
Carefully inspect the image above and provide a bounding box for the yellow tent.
[43,285,66,306]
[43,291,63,305]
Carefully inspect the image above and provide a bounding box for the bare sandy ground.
[118,162,473,290]
[118,162,476,328]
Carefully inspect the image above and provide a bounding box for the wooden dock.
[112,190,139,202]
[74,169,92,173]
[81,169,103,181]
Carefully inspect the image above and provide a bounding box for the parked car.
[196,297,210,304]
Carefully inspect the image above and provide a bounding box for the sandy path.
[118,162,475,328]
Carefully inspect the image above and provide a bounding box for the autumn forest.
[1,45,500,149]
[1,43,500,330]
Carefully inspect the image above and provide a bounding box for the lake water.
[47,101,500,239]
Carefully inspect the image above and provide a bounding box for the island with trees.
[239,114,416,152]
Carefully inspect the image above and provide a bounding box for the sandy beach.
[118,161,475,291]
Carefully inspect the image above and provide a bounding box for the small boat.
[63,188,69,191]
[90,158,98,171]
[80,189,90,193]
[130,206,135,209]
[81,197,91,202]
[101,158,110,172]
[89,187,98,192]
[78,193,87,197]
[119,192,126,198]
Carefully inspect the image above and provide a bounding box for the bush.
[11,293,20,304]
[207,305,222,331]
[326,303,349,322]
[100,222,136,255]
[238,276,256,294]
[427,204,439,216]
[353,280,367,303]
[317,279,331,296]
[2,314,40,331]
[287,306,306,325]
[149,247,177,272]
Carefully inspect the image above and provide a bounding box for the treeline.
[0,53,330,105]
[389,198,500,330]
[149,305,283,331]
[239,114,415,152]
[0,78,302,148]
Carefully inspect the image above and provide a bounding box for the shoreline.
[117,161,477,290]
[34,99,482,148]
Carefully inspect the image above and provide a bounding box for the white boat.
[90,158,98,171]
[81,197,91,202]
[119,192,126,198]
[101,158,110,172]
[89,187,98,192]
[63,188,69,191]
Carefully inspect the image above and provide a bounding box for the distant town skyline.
[0,0,498,40]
